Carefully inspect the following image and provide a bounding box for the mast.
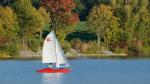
[53,28,57,66]
[53,31,57,67]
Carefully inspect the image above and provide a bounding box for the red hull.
[37,68,71,73]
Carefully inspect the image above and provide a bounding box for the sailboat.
[37,31,71,73]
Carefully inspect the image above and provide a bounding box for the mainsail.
[42,31,70,68]
[42,31,56,63]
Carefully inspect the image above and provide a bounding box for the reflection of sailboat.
[42,73,64,84]
[37,31,71,73]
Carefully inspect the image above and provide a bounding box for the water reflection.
[42,73,64,84]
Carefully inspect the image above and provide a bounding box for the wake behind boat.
[37,31,71,73]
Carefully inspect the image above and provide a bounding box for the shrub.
[70,38,82,50]
[113,47,126,54]
[6,43,19,56]
[128,45,139,56]
[62,41,72,53]
[28,39,41,52]
[86,41,97,54]
[0,43,19,57]
[140,46,150,56]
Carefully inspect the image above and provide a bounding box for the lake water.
[0,58,150,84]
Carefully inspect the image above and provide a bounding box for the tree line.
[0,0,150,57]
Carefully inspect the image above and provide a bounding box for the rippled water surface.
[0,58,150,84]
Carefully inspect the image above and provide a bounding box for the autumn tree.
[41,0,79,31]
[133,0,150,55]
[78,0,110,20]
[110,0,150,55]
[38,6,51,39]
[11,0,50,50]
[41,0,79,50]
[87,4,120,51]
[0,6,18,40]
[0,6,19,56]
[0,19,2,28]
[109,0,137,52]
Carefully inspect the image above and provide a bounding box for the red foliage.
[41,0,79,25]
[68,13,79,25]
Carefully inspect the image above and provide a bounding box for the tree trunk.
[22,37,25,48]
[40,31,43,39]
[97,33,101,52]
[22,30,25,48]
[137,39,142,56]
[29,39,32,46]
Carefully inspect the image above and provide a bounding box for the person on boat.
[59,67,64,70]
[48,63,53,68]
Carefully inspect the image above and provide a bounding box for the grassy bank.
[1,53,150,60]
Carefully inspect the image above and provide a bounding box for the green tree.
[133,0,150,55]
[110,0,150,55]
[73,0,85,14]
[0,0,15,6]
[87,4,120,50]
[31,0,40,8]
[11,0,50,50]
[110,0,139,48]
[0,6,18,40]
[78,0,110,21]
[37,6,51,39]
[0,19,2,29]
[0,6,19,56]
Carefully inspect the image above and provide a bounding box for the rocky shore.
[0,49,128,60]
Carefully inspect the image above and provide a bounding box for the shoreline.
[82,53,127,57]
[1,53,150,60]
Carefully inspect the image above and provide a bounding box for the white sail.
[42,31,56,63]
[55,37,70,68]
[42,31,70,68]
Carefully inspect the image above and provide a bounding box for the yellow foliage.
[87,4,120,48]
[0,6,18,38]
[0,19,2,29]
[37,7,51,31]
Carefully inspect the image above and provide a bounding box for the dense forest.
[0,0,150,58]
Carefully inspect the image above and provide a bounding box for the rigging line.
[53,31,58,68]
